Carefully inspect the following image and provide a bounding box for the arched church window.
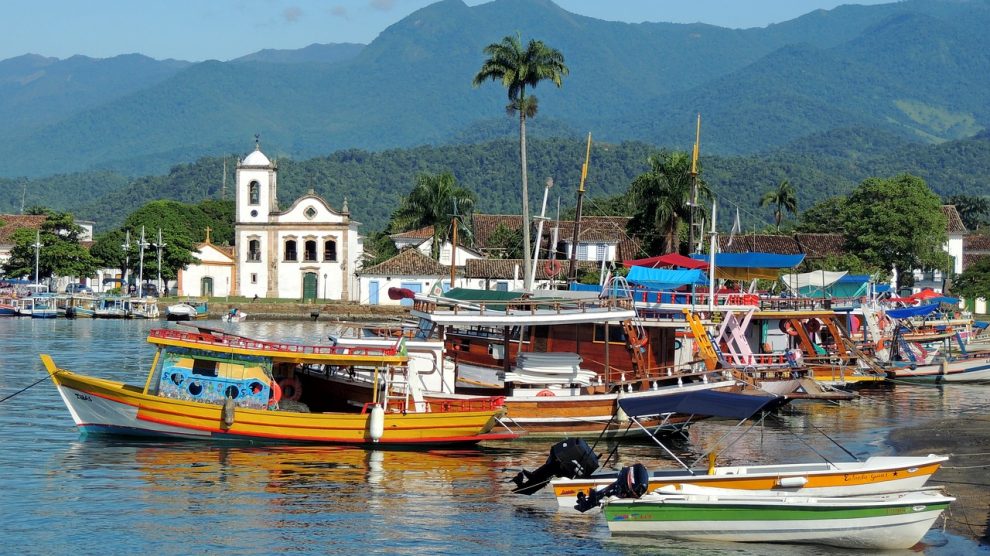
[324,239,337,262]
[248,239,261,262]
[284,239,297,262]
[249,181,260,205]
[304,240,318,262]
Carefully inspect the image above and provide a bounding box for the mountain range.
[1,0,988,178]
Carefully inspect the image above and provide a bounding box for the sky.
[4,0,892,62]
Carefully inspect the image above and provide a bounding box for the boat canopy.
[617,390,781,420]
[779,270,867,298]
[626,267,707,291]
[885,304,940,319]
[622,252,708,270]
[690,253,805,280]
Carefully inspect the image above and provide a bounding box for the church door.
[303,272,318,301]
[201,277,214,297]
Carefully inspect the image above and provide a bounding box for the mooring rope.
[0,372,58,404]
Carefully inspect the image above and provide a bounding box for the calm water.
[1,318,988,555]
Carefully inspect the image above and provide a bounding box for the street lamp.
[33,230,41,285]
[323,273,328,300]
[122,230,131,292]
[137,226,148,296]
[153,228,167,296]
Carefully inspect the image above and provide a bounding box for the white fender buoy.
[368,404,385,442]
[616,391,629,423]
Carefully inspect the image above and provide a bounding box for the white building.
[357,248,451,306]
[234,142,361,300]
[176,230,235,297]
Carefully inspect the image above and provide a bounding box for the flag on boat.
[727,207,741,246]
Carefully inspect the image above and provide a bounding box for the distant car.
[65,283,93,294]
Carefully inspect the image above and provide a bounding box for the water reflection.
[2,318,988,554]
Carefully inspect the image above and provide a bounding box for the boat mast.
[689,114,702,254]
[568,133,592,284]
[33,229,41,285]
[530,176,554,288]
[138,226,146,296]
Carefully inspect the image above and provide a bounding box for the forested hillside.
[3,128,988,234]
[1,0,988,177]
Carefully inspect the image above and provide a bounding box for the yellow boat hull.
[43,355,511,446]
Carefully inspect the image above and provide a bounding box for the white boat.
[602,484,953,550]
[166,300,208,321]
[126,297,160,319]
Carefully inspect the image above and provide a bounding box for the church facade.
[234,143,361,301]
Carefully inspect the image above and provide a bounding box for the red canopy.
[910,288,940,300]
[623,252,708,270]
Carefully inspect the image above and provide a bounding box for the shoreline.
[888,415,990,546]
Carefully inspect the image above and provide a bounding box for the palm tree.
[391,171,476,260]
[626,151,708,255]
[473,34,568,289]
[761,179,798,232]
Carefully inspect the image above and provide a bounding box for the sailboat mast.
[568,133,592,283]
[689,114,701,253]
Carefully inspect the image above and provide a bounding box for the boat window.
[593,324,628,344]
[191,358,218,377]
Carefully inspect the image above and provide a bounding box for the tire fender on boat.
[779,320,799,336]
[278,376,302,402]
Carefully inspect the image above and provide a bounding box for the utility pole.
[33,230,41,285]
[688,114,701,254]
[138,226,147,296]
[568,133,592,283]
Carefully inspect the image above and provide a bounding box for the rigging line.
[0,371,59,404]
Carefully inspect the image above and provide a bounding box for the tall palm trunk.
[520,109,532,290]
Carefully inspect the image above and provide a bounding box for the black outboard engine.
[574,463,650,512]
[512,438,599,495]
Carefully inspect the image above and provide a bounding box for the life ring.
[673,339,682,350]
[779,320,798,336]
[536,389,556,397]
[268,380,282,408]
[629,334,648,348]
[543,259,563,277]
[804,319,821,334]
[278,376,302,402]
[876,339,887,351]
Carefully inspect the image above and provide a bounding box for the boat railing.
[360,396,505,414]
[150,328,401,357]
[723,352,789,368]
[414,296,633,316]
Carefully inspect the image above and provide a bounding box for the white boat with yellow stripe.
[42,325,515,446]
[602,484,953,549]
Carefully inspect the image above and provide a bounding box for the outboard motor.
[574,463,650,512]
[512,438,599,495]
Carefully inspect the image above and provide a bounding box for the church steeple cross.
[204,226,212,244]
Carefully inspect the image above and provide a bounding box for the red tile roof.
[357,247,454,277]
[465,258,602,280]
[942,205,967,234]
[390,225,434,240]
[963,233,990,252]
[0,215,46,244]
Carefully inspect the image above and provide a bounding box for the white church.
[228,141,362,301]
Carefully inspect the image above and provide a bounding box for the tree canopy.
[760,179,798,232]
[951,256,990,301]
[1,212,100,282]
[390,171,477,260]
[626,150,708,256]
[842,174,948,288]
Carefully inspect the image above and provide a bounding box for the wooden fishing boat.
[602,485,953,549]
[329,289,742,438]
[42,326,515,446]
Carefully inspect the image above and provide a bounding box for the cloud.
[369,0,396,11]
[283,6,303,23]
[331,5,349,18]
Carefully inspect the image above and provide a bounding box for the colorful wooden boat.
[602,485,953,550]
[165,299,209,321]
[42,326,515,446]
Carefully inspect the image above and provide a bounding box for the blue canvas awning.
[626,267,706,291]
[690,252,805,280]
[617,390,781,420]
[885,304,939,319]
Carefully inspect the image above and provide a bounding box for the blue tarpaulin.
[626,267,706,290]
[618,390,781,420]
[689,252,805,280]
[886,304,940,319]
[930,297,959,306]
